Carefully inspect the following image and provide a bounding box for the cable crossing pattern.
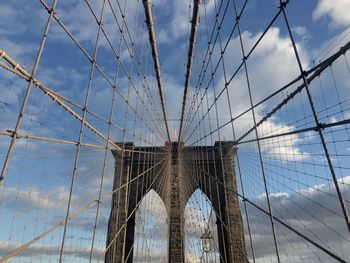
[0,0,350,262]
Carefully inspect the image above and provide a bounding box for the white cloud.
[206,26,308,116]
[52,0,144,47]
[258,119,310,161]
[0,37,35,63]
[292,26,310,43]
[243,176,350,261]
[1,1,350,262]
[186,27,310,161]
[292,26,307,37]
[313,0,350,28]
[0,2,44,37]
[163,73,184,119]
[0,2,44,64]
[0,241,104,260]
[156,0,191,42]
[156,0,216,43]
[0,185,69,211]
[53,0,104,44]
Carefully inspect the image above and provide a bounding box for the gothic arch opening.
[133,189,168,262]
[184,189,220,263]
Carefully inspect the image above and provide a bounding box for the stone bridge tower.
[105,141,247,263]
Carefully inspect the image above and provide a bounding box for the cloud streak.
[313,0,350,28]
[243,176,350,262]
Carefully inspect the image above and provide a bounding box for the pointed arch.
[133,189,168,262]
[184,188,221,263]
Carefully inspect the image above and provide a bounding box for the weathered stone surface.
[106,142,247,263]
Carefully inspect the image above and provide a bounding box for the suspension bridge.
[0,0,350,262]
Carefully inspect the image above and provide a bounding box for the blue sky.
[1,0,350,262]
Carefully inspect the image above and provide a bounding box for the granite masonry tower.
[105,141,247,262]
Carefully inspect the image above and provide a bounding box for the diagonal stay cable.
[85,0,168,141]
[190,161,348,263]
[0,201,98,262]
[38,0,166,143]
[188,40,350,146]
[182,0,231,136]
[0,0,58,182]
[182,0,248,140]
[0,154,167,262]
[181,160,250,262]
[0,49,123,152]
[99,156,170,261]
[0,60,160,148]
[183,1,284,143]
[279,0,350,234]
